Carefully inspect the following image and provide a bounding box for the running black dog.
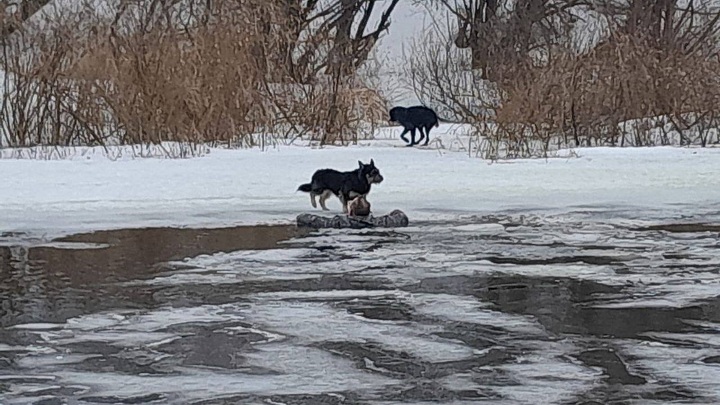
[297,160,384,213]
[389,105,440,147]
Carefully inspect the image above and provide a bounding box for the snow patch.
[2,143,720,241]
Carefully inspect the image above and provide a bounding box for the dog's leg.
[318,191,328,211]
[318,190,332,211]
[416,127,426,145]
[423,125,431,146]
[339,193,347,208]
[408,128,417,146]
[310,192,318,208]
[399,128,410,144]
[336,192,348,214]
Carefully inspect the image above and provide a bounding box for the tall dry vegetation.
[411,0,720,159]
[6,0,719,159]
[0,0,396,152]
[0,1,76,147]
[498,35,720,151]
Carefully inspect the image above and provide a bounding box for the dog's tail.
[297,183,312,193]
[436,116,462,126]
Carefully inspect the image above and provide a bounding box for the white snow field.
[1,124,720,241]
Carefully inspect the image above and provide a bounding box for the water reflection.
[0,225,304,328]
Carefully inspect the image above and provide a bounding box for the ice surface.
[2,135,720,241]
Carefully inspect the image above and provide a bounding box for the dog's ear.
[358,160,364,169]
[370,159,375,167]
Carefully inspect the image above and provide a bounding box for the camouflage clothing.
[296,210,409,229]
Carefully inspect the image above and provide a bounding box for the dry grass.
[263,76,388,145]
[12,0,719,159]
[407,26,720,159]
[497,34,720,152]
[0,0,390,153]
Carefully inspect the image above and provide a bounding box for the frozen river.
[3,204,720,404]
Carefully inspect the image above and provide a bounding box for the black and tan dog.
[297,160,383,213]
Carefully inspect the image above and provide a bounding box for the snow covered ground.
[1,124,720,242]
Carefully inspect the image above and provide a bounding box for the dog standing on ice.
[297,160,383,213]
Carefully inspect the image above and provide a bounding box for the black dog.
[297,160,384,213]
[389,105,440,147]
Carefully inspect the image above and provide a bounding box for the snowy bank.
[2,138,720,242]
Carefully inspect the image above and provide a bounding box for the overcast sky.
[371,1,450,105]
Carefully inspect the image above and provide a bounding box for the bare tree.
[0,0,51,40]
[429,0,586,82]
[246,0,400,85]
[595,0,720,55]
